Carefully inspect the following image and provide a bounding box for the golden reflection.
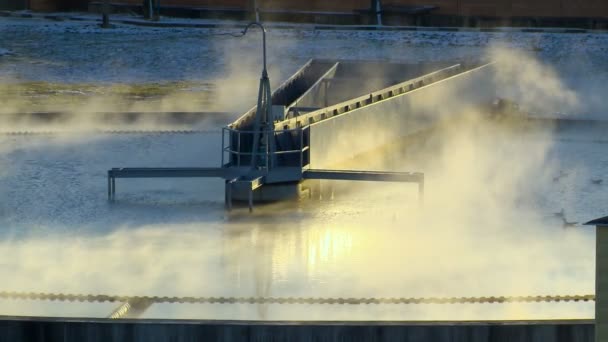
[304,228,354,280]
[222,219,359,318]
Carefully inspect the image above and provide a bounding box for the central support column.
[251,69,273,170]
[245,22,275,171]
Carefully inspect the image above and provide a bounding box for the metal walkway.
[108,167,227,179]
[303,169,425,203]
[107,167,229,201]
[304,169,423,182]
[107,167,424,207]
[274,62,469,130]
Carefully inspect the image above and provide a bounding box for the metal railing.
[221,126,310,169]
[275,63,467,129]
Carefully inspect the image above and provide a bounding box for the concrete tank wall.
[0,0,27,10]
[308,63,498,169]
[0,317,594,342]
[82,0,608,18]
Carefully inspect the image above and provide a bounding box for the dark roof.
[585,216,608,226]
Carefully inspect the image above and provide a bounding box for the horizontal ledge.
[303,169,423,182]
[108,167,226,178]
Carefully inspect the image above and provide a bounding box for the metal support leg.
[225,181,232,211]
[318,180,322,200]
[418,178,424,206]
[250,79,265,169]
[375,0,383,26]
[111,177,116,201]
[248,188,254,213]
[101,0,111,28]
[224,181,228,209]
[153,0,160,21]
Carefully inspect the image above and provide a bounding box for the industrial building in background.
[1,0,607,28]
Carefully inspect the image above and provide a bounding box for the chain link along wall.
[0,291,596,305]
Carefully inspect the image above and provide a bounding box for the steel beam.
[304,169,424,203]
[107,167,229,202]
[108,167,227,178]
[275,63,468,130]
[303,169,423,183]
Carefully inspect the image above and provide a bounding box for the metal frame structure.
[221,126,309,169]
[106,23,431,211]
[239,22,276,171]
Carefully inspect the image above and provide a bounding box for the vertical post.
[253,0,260,22]
[372,0,383,26]
[598,226,608,342]
[251,78,265,169]
[264,75,276,170]
[148,0,154,19]
[225,180,232,211]
[241,23,271,171]
[153,0,160,21]
[248,187,254,213]
[101,0,111,28]
[265,131,271,172]
[418,175,424,206]
[221,128,225,167]
[108,172,112,200]
[318,180,322,200]
[143,0,151,19]
[586,217,608,342]
[323,80,329,108]
[111,177,116,200]
[299,128,303,168]
[237,131,241,167]
[248,0,259,21]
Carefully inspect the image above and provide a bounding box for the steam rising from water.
[489,47,580,115]
[0,42,602,321]
[0,32,288,131]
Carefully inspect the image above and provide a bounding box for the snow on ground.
[0,16,606,320]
